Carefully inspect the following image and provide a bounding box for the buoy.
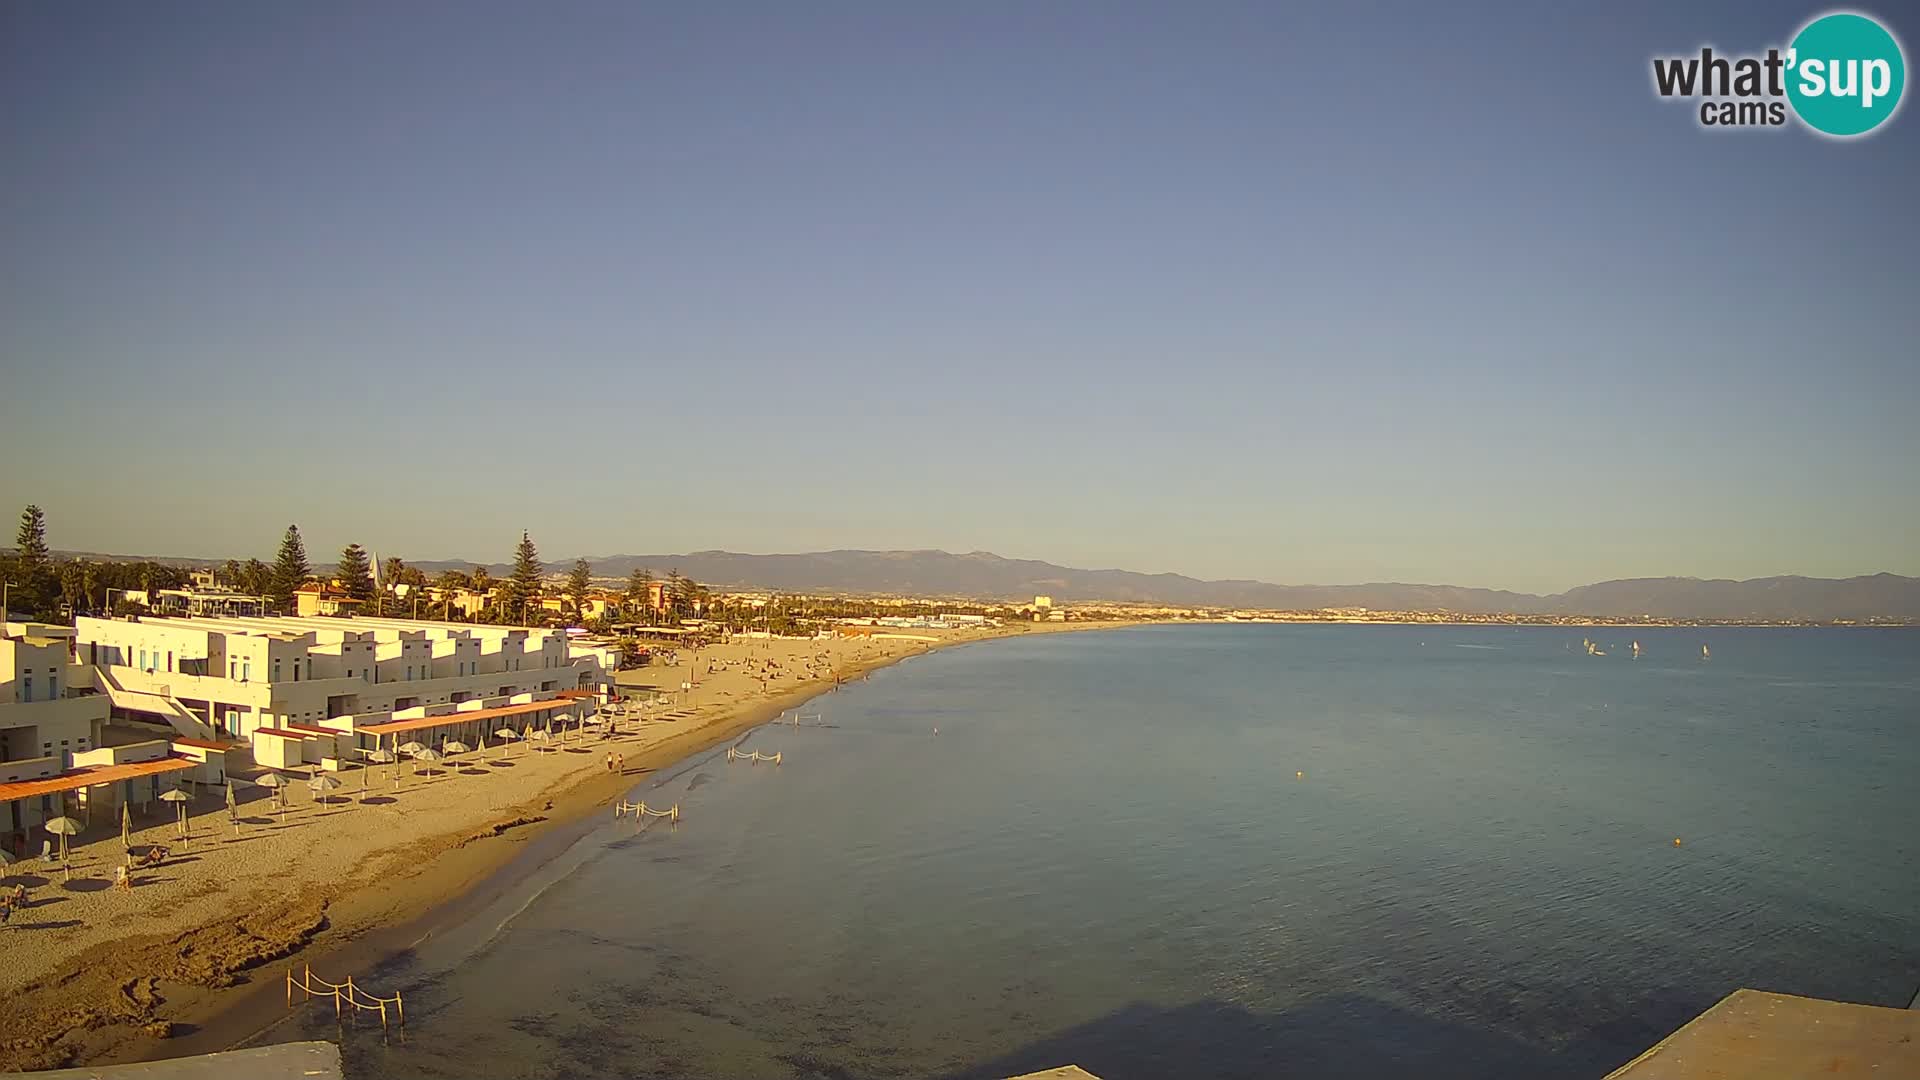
[1673,837,1683,847]
[1296,770,1304,779]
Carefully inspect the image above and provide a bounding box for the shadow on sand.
[928,996,1650,1080]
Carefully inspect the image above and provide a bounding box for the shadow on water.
[930,996,1648,1080]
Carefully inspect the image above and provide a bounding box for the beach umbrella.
[528,728,553,753]
[159,788,191,839]
[308,774,342,805]
[44,817,81,873]
[411,747,443,776]
[397,741,427,757]
[256,772,288,823]
[443,740,471,755]
[493,728,519,758]
[121,802,132,852]
[227,781,240,835]
[366,749,396,764]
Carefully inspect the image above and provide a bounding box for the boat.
[1631,640,1642,659]
[1701,644,1711,661]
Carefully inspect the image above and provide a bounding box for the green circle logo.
[1786,12,1906,136]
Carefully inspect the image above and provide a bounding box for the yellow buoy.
[1673,837,1683,847]
[1296,770,1304,779]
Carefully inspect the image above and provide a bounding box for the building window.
[20,676,30,703]
[49,673,58,699]
[242,660,251,682]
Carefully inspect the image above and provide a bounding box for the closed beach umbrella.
[45,816,81,870]
[226,781,240,835]
[159,788,192,838]
[121,802,132,852]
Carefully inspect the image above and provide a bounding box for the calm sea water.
[273,625,1919,1078]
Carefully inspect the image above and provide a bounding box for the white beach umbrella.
[308,774,342,804]
[255,772,288,822]
[44,817,82,871]
[159,788,192,838]
[397,741,428,757]
[494,728,518,759]
[528,728,553,753]
[410,747,443,776]
[443,740,472,755]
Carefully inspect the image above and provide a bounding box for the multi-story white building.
[75,614,612,745]
[2,622,109,770]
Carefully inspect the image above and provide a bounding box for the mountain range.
[32,547,1919,621]
[405,549,1915,622]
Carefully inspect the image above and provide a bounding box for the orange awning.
[360,698,575,737]
[0,756,199,803]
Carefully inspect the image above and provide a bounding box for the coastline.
[4,620,1133,1072]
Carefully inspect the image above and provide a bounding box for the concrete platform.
[1605,989,1920,1079]
[0,1041,341,1080]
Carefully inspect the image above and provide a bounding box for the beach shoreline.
[0,620,1133,1072]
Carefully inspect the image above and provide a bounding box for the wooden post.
[286,967,293,1008]
[395,991,404,1026]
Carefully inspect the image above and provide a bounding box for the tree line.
[2,505,713,631]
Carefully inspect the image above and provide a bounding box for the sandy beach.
[0,622,1115,1071]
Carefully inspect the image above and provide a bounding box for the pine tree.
[664,569,687,620]
[269,525,311,613]
[11,504,56,618]
[625,567,654,624]
[337,543,375,602]
[506,531,543,624]
[566,558,593,617]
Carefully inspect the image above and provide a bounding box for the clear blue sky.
[2,1,1914,594]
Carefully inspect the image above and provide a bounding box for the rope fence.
[287,962,404,1031]
[614,799,682,822]
[726,748,783,764]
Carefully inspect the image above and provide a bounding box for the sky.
[2,1,1915,595]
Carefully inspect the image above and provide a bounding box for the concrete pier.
[1605,989,1920,1078]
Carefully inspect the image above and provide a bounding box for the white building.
[2,622,119,852]
[74,613,612,750]
[2,622,109,770]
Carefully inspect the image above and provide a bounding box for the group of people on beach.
[604,752,625,774]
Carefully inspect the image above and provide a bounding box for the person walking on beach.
[605,752,614,773]
[616,753,624,773]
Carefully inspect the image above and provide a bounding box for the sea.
[261,624,1920,1078]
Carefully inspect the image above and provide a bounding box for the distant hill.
[397,549,1918,622]
[35,546,1918,621]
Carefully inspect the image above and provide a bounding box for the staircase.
[93,665,219,741]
